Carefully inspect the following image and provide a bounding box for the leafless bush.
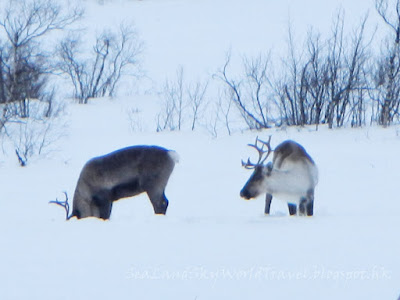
[0,0,83,116]
[371,0,400,126]
[206,89,234,137]
[215,52,272,130]
[127,107,144,132]
[188,80,208,131]
[273,12,370,128]
[2,98,66,166]
[216,11,371,130]
[0,0,80,164]
[156,70,182,131]
[58,23,143,104]
[157,67,208,132]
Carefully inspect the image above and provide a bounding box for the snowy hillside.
[1,0,400,300]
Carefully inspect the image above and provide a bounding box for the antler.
[49,192,71,220]
[242,136,272,169]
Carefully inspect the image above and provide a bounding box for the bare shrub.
[372,0,400,126]
[216,12,371,130]
[2,98,66,166]
[157,66,208,132]
[58,23,143,103]
[215,52,272,130]
[0,0,83,116]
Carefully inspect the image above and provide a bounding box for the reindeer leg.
[147,190,169,215]
[265,193,273,215]
[92,190,113,220]
[299,198,307,216]
[306,189,314,216]
[72,198,91,219]
[288,203,297,216]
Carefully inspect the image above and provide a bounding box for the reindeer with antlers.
[240,137,318,216]
[50,145,179,220]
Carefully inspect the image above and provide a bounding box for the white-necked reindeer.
[240,137,318,216]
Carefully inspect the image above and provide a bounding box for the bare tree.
[2,97,66,166]
[303,30,329,126]
[156,78,178,131]
[374,0,400,126]
[342,16,371,127]
[215,89,234,136]
[0,0,83,115]
[280,23,303,126]
[174,67,185,130]
[324,14,370,128]
[157,66,208,132]
[271,20,330,127]
[0,0,82,165]
[188,80,208,131]
[272,11,370,128]
[156,68,184,132]
[58,23,143,103]
[376,0,400,43]
[215,52,271,130]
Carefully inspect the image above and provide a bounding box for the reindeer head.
[240,136,273,200]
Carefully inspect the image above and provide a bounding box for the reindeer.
[50,145,179,220]
[240,137,318,216]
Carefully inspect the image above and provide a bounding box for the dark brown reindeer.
[240,137,318,216]
[50,145,179,220]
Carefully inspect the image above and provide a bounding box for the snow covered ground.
[1,0,399,299]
